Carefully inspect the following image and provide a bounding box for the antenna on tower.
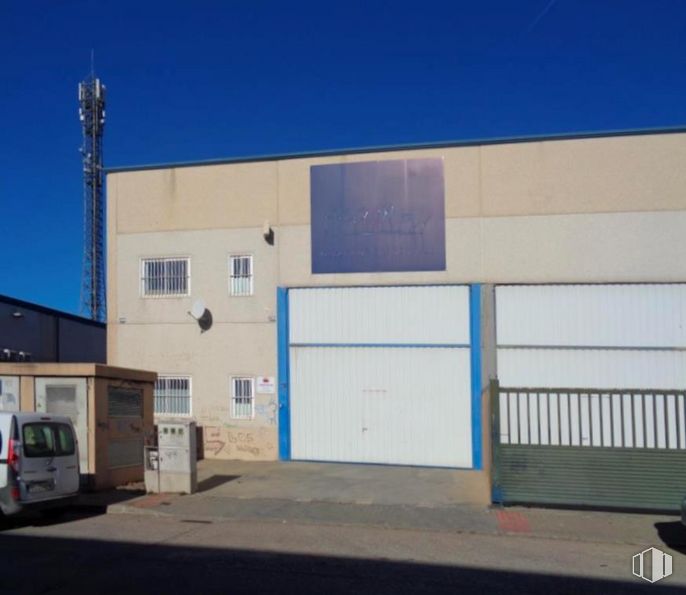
[78,58,106,322]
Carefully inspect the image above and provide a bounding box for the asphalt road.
[0,511,684,594]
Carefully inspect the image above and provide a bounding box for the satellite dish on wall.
[190,299,206,320]
[189,298,213,333]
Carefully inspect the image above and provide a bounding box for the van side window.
[22,424,55,457]
[22,423,75,458]
[55,424,75,456]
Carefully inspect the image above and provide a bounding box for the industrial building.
[0,294,106,364]
[106,127,686,510]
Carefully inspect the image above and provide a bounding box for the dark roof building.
[0,294,105,363]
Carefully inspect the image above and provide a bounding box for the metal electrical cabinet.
[145,419,197,494]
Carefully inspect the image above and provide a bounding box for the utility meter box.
[145,419,197,494]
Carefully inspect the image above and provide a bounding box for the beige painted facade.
[107,130,686,463]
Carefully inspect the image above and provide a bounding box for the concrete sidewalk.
[95,459,685,550]
[173,459,489,506]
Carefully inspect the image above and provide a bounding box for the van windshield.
[22,423,75,457]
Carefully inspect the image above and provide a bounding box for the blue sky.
[1,0,685,315]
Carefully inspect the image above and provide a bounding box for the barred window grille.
[141,257,190,297]
[229,255,253,296]
[231,377,254,419]
[154,376,191,416]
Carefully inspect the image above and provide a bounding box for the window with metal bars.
[231,377,254,419]
[229,255,253,296]
[154,376,191,416]
[141,257,190,297]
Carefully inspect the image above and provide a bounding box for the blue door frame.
[277,287,291,460]
[469,284,483,470]
[277,284,483,469]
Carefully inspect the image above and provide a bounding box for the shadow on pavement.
[655,521,686,555]
[0,488,147,532]
[197,474,241,493]
[0,532,681,594]
[0,510,102,532]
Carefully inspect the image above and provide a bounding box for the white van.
[0,412,79,516]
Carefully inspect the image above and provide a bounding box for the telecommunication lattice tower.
[78,74,106,322]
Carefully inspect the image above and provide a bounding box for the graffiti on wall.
[203,425,277,459]
[254,399,277,426]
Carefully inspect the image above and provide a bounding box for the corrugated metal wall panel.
[290,346,472,468]
[497,445,686,511]
[289,286,470,345]
[108,438,144,469]
[498,348,686,389]
[108,387,143,417]
[496,284,686,348]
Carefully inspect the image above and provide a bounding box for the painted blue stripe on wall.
[277,287,291,460]
[470,284,483,470]
[289,343,470,349]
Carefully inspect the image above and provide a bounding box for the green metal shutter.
[491,382,686,512]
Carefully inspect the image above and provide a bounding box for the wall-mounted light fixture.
[11,311,24,319]
[263,220,275,246]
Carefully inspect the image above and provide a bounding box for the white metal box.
[145,419,197,494]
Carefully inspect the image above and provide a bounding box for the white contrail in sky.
[526,0,560,33]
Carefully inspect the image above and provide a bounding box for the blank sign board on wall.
[310,158,446,273]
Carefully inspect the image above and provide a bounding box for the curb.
[107,503,174,517]
[102,498,675,548]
